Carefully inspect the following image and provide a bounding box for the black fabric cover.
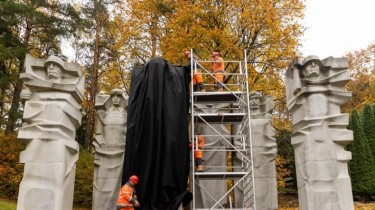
[122,57,192,210]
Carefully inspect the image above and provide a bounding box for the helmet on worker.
[212,51,219,57]
[129,175,138,185]
[184,50,191,57]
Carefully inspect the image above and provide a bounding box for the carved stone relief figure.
[285,55,354,210]
[93,89,128,210]
[233,92,278,210]
[17,54,84,210]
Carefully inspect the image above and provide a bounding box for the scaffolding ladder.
[189,50,256,210]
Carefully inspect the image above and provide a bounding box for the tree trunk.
[84,0,101,148]
[5,59,25,135]
[150,14,158,58]
[5,79,22,135]
[5,21,31,134]
[0,88,4,119]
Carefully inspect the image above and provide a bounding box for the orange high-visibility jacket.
[193,71,204,85]
[117,183,136,210]
[212,57,224,72]
[193,135,205,159]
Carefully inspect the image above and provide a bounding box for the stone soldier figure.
[17,54,84,210]
[93,89,128,210]
[285,55,354,210]
[233,91,278,210]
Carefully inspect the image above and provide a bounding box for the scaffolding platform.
[194,113,246,123]
[193,91,245,103]
[196,208,253,210]
[194,172,249,179]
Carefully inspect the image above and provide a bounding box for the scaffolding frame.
[189,49,256,210]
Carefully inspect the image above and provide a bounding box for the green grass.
[0,198,16,210]
[0,198,90,210]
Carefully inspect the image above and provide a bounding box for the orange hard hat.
[129,175,139,184]
[184,50,191,56]
[212,52,219,56]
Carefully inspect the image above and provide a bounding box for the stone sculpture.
[233,92,278,210]
[17,54,84,210]
[285,55,354,210]
[192,104,230,209]
[93,89,128,210]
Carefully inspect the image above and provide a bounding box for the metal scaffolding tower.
[189,50,256,210]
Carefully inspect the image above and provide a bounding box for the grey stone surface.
[233,92,278,210]
[17,54,84,210]
[93,89,128,210]
[193,103,230,209]
[285,55,354,210]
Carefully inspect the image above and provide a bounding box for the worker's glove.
[134,200,140,207]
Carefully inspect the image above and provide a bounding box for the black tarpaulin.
[122,57,192,210]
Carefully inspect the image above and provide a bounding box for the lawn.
[0,198,15,210]
[277,195,375,210]
[277,203,375,210]
[0,198,90,210]
[2,197,375,209]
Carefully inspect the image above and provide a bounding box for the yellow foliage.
[355,203,375,210]
[115,0,304,67]
[275,155,292,189]
[0,134,24,199]
[108,1,305,121]
[161,0,304,67]
[343,43,375,112]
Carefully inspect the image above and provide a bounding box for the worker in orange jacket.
[210,51,225,91]
[117,175,140,210]
[184,51,206,92]
[189,134,205,172]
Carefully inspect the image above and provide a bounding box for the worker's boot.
[197,164,204,172]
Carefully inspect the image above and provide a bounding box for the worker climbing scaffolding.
[189,134,205,172]
[184,50,206,92]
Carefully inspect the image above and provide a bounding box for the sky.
[300,0,375,59]
[63,0,375,60]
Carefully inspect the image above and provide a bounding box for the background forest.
[0,0,374,208]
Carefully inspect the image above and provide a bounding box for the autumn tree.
[86,0,172,95]
[160,0,304,127]
[0,0,79,134]
[110,0,305,134]
[99,9,133,94]
[275,128,296,193]
[343,43,375,112]
[162,0,303,78]
[73,0,129,148]
[71,0,305,146]
[0,133,24,199]
[112,0,174,65]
